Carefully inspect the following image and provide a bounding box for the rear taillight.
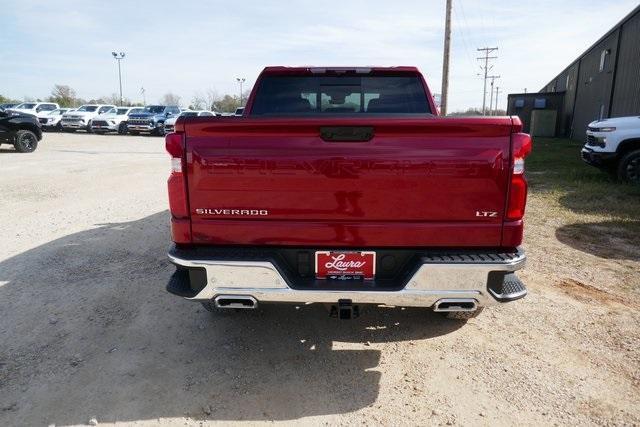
[165,133,191,243]
[506,133,532,221]
[166,133,188,219]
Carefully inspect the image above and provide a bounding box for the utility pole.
[111,52,126,106]
[440,0,453,116]
[487,75,500,115]
[236,77,246,106]
[477,47,498,115]
[494,86,502,114]
[140,87,146,105]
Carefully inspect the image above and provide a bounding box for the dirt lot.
[1,133,639,426]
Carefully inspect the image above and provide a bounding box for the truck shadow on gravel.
[555,220,640,261]
[0,211,464,425]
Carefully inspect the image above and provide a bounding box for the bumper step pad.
[488,272,527,302]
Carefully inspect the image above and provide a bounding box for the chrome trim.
[168,251,526,307]
[433,298,478,312]
[214,295,258,309]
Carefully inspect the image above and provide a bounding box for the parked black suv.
[0,107,43,153]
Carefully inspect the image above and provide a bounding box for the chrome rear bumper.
[167,247,526,308]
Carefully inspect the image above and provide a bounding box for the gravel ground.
[0,133,638,426]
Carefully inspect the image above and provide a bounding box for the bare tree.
[190,93,206,110]
[49,85,77,107]
[213,94,241,113]
[205,89,219,111]
[161,92,181,106]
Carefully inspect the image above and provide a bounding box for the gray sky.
[1,0,638,111]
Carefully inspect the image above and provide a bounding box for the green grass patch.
[527,137,640,233]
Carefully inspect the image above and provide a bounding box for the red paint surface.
[169,67,530,248]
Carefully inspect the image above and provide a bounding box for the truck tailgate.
[183,117,514,247]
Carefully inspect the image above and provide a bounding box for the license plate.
[315,251,376,280]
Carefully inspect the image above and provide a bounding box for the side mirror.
[165,112,171,117]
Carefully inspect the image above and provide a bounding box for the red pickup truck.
[165,66,532,320]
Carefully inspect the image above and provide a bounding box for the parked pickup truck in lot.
[91,107,145,134]
[127,105,180,135]
[165,66,532,320]
[582,116,640,184]
[0,107,42,152]
[61,104,116,132]
[8,102,59,116]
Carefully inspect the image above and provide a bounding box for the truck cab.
[9,102,59,116]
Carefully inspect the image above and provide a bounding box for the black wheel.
[617,149,640,184]
[56,122,63,132]
[118,122,127,135]
[85,123,92,133]
[441,307,484,320]
[13,130,39,153]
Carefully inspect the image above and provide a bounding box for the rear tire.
[442,307,484,320]
[118,122,127,135]
[13,130,38,153]
[617,149,640,184]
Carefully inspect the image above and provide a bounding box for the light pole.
[111,52,125,106]
[236,77,246,106]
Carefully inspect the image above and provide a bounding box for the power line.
[452,0,474,68]
[477,47,498,115]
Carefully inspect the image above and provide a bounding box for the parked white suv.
[582,116,640,183]
[163,110,217,134]
[61,104,116,132]
[91,107,145,134]
[9,102,59,116]
[39,108,71,131]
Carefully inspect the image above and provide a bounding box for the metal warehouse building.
[508,5,640,140]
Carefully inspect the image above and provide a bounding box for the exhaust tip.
[213,295,258,309]
[433,298,477,312]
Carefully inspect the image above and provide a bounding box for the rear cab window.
[250,73,432,116]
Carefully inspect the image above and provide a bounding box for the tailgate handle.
[320,126,374,142]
